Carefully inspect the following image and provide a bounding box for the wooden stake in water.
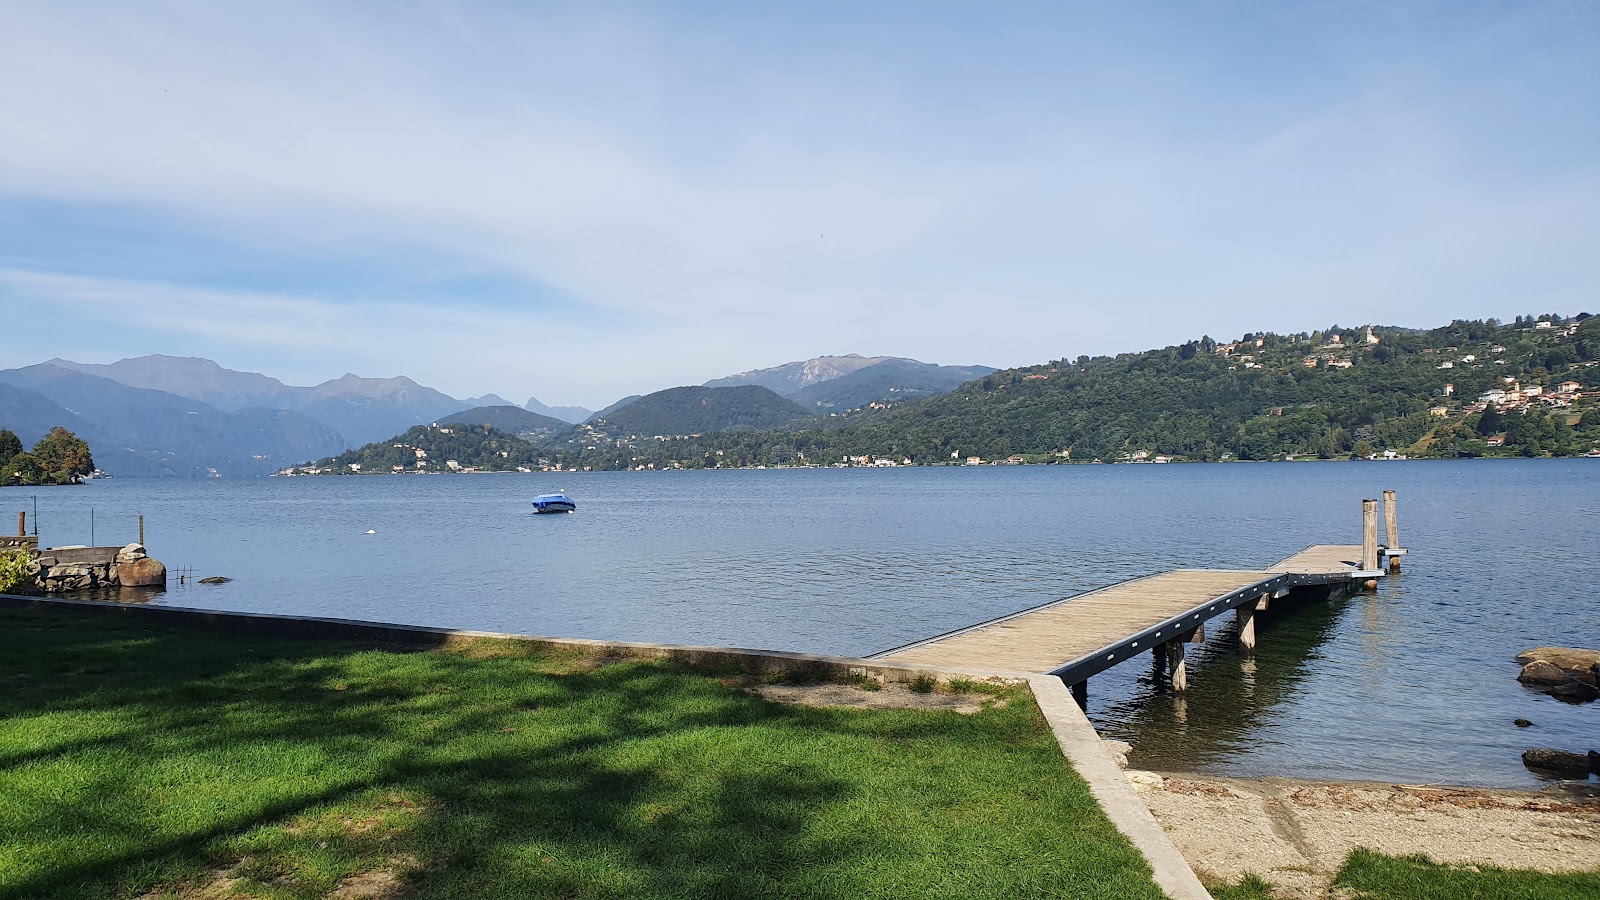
[138,515,144,546]
[1382,490,1400,573]
[16,511,23,537]
[1362,498,1379,591]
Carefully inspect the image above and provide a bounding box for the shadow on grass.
[0,607,1159,900]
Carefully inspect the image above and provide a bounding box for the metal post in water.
[138,515,144,546]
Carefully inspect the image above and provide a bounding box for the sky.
[2,2,1596,409]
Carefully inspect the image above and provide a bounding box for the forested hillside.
[438,406,573,441]
[306,424,543,474]
[584,385,811,437]
[540,315,1600,469]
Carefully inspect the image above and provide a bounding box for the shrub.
[0,547,35,593]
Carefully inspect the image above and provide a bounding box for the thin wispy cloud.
[1,2,1595,405]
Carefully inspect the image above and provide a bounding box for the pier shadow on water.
[1090,588,1351,772]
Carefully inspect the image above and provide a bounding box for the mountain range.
[2,352,993,477]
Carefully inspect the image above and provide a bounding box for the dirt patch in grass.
[329,868,406,899]
[1133,771,1600,898]
[749,680,1005,714]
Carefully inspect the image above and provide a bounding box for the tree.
[1352,440,1375,459]
[31,428,94,483]
[1476,407,1504,437]
[4,452,41,486]
[0,429,21,462]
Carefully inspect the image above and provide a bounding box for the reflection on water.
[13,459,1599,787]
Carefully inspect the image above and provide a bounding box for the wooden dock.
[874,515,1408,696]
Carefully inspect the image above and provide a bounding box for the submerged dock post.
[1382,490,1399,573]
[1362,499,1379,591]
[1164,641,1188,693]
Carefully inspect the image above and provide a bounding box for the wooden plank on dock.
[876,570,1277,676]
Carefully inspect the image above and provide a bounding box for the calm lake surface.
[13,461,1598,787]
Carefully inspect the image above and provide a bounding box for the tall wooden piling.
[1382,490,1399,573]
[1361,499,1380,592]
[1236,596,1262,657]
[1165,641,1188,693]
[15,511,23,537]
[138,515,144,546]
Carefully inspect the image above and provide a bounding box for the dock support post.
[1164,641,1188,693]
[1382,490,1399,573]
[1236,597,1261,657]
[1071,680,1088,710]
[1362,498,1379,591]
[138,515,144,546]
[16,511,23,537]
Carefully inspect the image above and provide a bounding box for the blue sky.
[2,1,1595,408]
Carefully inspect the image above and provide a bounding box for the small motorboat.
[532,493,576,514]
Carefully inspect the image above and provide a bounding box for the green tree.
[1476,407,1504,437]
[4,452,41,486]
[31,428,94,483]
[0,429,22,462]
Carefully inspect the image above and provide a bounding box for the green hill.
[586,385,812,437]
[438,405,573,442]
[308,424,545,474]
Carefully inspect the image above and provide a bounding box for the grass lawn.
[1206,850,1600,899]
[0,606,1164,899]
[1331,849,1600,900]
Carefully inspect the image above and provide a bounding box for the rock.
[1546,681,1599,704]
[1102,740,1133,768]
[1592,750,1600,776]
[1518,660,1569,686]
[198,576,231,585]
[1522,748,1592,774]
[1516,648,1600,686]
[116,557,167,588]
[1125,770,1165,790]
[115,543,146,564]
[1514,718,1533,728]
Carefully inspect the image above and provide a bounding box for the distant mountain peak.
[704,354,906,396]
[524,395,594,425]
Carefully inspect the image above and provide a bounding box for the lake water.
[11,461,1597,787]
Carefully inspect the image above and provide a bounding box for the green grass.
[1204,873,1276,899]
[0,607,1164,899]
[1332,848,1600,900]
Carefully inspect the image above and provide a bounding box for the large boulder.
[1516,648,1600,686]
[1522,748,1592,775]
[116,556,167,587]
[115,543,147,564]
[1518,660,1569,685]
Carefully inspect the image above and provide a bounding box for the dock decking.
[874,543,1400,687]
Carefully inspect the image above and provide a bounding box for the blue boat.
[532,493,576,514]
